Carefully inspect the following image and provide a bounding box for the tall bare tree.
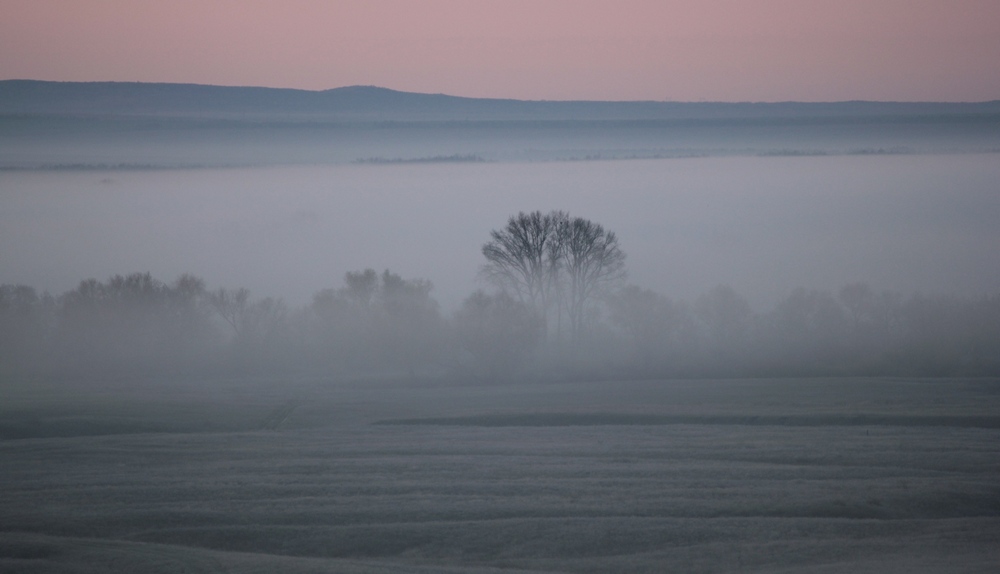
[481,211,566,322]
[482,211,626,342]
[560,217,627,340]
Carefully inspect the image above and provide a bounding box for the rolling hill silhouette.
[3,80,999,122]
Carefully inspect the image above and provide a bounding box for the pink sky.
[1,0,998,101]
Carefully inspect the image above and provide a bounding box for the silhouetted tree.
[305,269,445,374]
[208,287,287,362]
[378,270,445,371]
[481,211,566,324]
[558,216,626,341]
[208,287,251,336]
[343,268,379,309]
[54,272,217,374]
[482,211,626,344]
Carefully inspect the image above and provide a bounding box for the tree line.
[2,211,999,382]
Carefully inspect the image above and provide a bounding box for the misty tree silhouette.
[481,210,626,343]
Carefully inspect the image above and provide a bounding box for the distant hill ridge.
[1,80,999,122]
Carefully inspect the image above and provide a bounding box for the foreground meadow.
[1,377,998,573]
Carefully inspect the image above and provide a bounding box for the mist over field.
[2,82,1000,572]
[3,155,999,312]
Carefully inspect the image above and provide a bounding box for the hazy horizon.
[6,79,1000,104]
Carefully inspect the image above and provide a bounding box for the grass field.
[2,376,998,573]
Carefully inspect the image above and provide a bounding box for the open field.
[2,376,999,572]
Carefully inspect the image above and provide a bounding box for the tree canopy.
[481,210,625,342]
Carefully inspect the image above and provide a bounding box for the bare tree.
[208,287,251,335]
[481,210,625,342]
[209,287,287,352]
[481,210,567,326]
[560,216,626,340]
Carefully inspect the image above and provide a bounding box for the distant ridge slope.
[2,80,999,122]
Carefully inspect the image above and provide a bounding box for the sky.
[1,0,998,102]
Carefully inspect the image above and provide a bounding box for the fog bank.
[2,155,998,312]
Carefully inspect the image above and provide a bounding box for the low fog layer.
[2,84,999,381]
[3,267,1000,382]
[3,208,999,381]
[2,156,998,311]
[3,114,999,169]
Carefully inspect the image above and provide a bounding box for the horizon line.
[3,78,999,106]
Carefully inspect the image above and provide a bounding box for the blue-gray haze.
[2,155,998,312]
